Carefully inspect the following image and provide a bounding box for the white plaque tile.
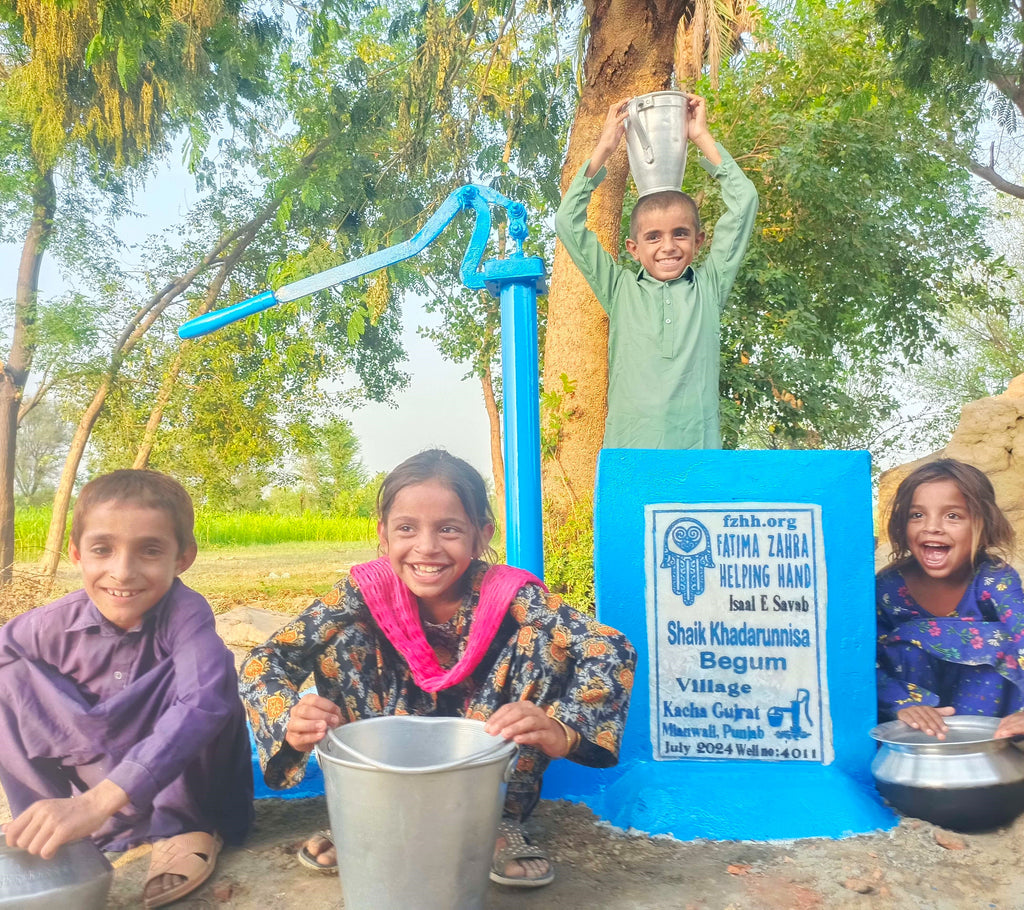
[645,502,832,763]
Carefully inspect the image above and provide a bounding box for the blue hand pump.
[178,184,546,577]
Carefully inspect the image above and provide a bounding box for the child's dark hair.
[629,190,701,240]
[377,449,496,558]
[71,469,197,555]
[886,458,1014,568]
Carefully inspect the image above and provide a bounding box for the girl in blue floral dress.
[240,450,635,888]
[877,458,1024,740]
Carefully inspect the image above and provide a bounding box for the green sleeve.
[698,143,759,311]
[554,161,626,315]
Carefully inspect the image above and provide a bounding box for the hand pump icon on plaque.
[768,688,814,741]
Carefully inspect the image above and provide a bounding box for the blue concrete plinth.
[249,695,325,800]
[541,449,896,840]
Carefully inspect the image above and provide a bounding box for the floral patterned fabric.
[239,560,636,821]
[876,560,1024,720]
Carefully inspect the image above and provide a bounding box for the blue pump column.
[484,257,545,578]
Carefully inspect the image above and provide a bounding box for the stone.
[216,606,290,650]
[213,879,236,901]
[876,375,1024,560]
[843,878,874,894]
[933,829,966,851]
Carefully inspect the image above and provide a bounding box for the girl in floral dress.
[240,449,635,887]
[877,458,1024,740]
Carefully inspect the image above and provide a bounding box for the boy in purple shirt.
[0,470,252,908]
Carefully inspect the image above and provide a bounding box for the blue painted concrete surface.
[541,449,896,840]
[249,723,325,800]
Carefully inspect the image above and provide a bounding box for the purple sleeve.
[105,584,239,810]
[875,568,938,718]
[0,594,71,666]
[981,563,1024,644]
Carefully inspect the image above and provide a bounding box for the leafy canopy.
[689,0,998,450]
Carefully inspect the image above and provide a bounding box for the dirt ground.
[5,549,1024,908]
[5,788,1024,909]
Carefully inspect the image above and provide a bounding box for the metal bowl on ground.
[870,715,1024,831]
[0,838,113,909]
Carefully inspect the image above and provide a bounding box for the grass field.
[13,506,377,562]
[3,539,380,623]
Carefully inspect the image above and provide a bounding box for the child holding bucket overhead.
[240,449,636,888]
[876,458,1024,740]
[555,93,758,449]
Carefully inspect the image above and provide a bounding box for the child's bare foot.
[296,830,337,873]
[489,820,554,888]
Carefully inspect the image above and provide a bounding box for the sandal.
[143,831,222,909]
[489,819,555,888]
[297,829,338,874]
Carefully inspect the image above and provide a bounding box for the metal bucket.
[0,839,113,909]
[315,716,517,910]
[870,716,1024,831]
[626,91,689,197]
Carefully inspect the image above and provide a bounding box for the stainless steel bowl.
[0,838,113,909]
[870,715,1024,830]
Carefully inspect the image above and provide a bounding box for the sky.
[1,151,495,481]
[342,318,492,477]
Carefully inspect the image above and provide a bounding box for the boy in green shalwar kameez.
[555,94,758,449]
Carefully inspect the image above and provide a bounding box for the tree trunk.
[133,236,245,469]
[480,361,505,505]
[0,169,55,582]
[37,196,283,577]
[542,0,690,512]
[38,371,115,574]
[132,349,182,470]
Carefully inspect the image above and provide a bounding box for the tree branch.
[966,156,1024,199]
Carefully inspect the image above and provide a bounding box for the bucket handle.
[504,747,519,783]
[626,97,656,165]
[326,728,515,775]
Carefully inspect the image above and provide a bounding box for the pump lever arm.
[178,184,528,340]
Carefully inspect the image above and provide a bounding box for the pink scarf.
[349,557,545,692]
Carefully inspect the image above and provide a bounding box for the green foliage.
[394,0,575,403]
[0,0,280,169]
[286,417,375,515]
[876,0,993,108]
[13,503,375,559]
[894,200,1024,452]
[14,401,72,504]
[685,0,999,453]
[540,372,578,460]
[12,505,59,561]
[193,510,376,548]
[543,497,595,613]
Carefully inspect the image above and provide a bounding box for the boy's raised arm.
[687,95,722,167]
[585,100,630,177]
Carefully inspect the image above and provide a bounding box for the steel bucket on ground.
[0,838,113,909]
[870,715,1024,831]
[626,91,689,197]
[315,716,517,910]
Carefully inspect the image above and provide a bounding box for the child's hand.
[586,99,630,177]
[5,780,127,859]
[285,693,343,752]
[485,702,577,759]
[896,704,955,739]
[686,94,712,142]
[685,94,721,165]
[994,711,1024,738]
